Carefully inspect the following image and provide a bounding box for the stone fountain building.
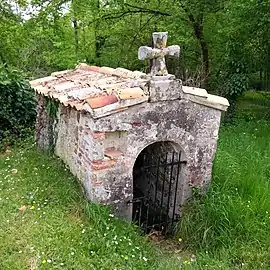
[30,33,229,230]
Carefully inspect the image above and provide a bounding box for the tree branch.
[88,4,171,26]
[124,3,171,16]
[128,15,155,51]
[178,0,209,86]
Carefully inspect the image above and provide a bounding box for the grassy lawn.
[1,91,270,269]
[0,141,183,270]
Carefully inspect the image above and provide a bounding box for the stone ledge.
[183,89,229,111]
[182,86,208,98]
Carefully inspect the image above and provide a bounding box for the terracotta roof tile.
[113,68,134,78]
[74,103,84,111]
[53,81,78,92]
[82,103,93,113]
[87,66,102,72]
[101,83,127,94]
[100,67,116,76]
[76,63,102,73]
[43,77,66,88]
[30,76,57,87]
[118,87,146,100]
[34,85,50,95]
[86,94,119,109]
[56,95,69,103]
[30,63,148,117]
[51,70,73,77]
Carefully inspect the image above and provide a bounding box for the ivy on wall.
[45,97,59,120]
[44,97,59,152]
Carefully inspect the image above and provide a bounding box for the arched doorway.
[132,141,186,234]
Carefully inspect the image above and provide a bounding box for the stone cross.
[138,32,180,76]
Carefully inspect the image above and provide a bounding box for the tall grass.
[177,119,270,269]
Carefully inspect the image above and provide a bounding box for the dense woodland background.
[1,0,270,90]
[0,0,270,143]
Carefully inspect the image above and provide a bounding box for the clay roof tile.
[30,63,149,116]
[86,94,119,109]
[117,87,146,100]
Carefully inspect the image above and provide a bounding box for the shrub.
[0,65,36,150]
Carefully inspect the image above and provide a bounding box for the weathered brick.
[130,122,143,127]
[92,132,105,140]
[91,159,116,171]
[104,148,123,159]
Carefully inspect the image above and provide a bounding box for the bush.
[0,65,36,150]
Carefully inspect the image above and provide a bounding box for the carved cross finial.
[138,32,180,76]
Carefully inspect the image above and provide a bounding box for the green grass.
[237,91,270,121]
[0,143,184,269]
[1,91,270,269]
[177,92,270,269]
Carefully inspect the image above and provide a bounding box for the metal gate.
[129,151,186,234]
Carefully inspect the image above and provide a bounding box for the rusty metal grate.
[129,151,186,235]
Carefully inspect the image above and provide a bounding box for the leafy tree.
[0,0,269,111]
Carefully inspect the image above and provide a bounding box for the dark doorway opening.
[130,141,186,234]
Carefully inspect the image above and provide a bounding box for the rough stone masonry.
[30,32,229,220]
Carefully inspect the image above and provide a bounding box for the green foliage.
[45,97,59,119]
[1,0,270,107]
[0,65,36,149]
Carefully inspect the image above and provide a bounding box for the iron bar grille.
[129,151,186,235]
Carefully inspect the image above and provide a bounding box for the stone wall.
[36,90,222,219]
[92,98,221,218]
[35,95,56,151]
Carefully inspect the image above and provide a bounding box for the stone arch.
[131,140,187,231]
[133,140,187,163]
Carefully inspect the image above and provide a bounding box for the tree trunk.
[0,41,7,66]
[200,38,209,84]
[0,52,6,66]
[182,6,210,87]
[193,20,209,87]
[73,19,79,59]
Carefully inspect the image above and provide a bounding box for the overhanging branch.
[88,4,171,26]
[124,3,171,16]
